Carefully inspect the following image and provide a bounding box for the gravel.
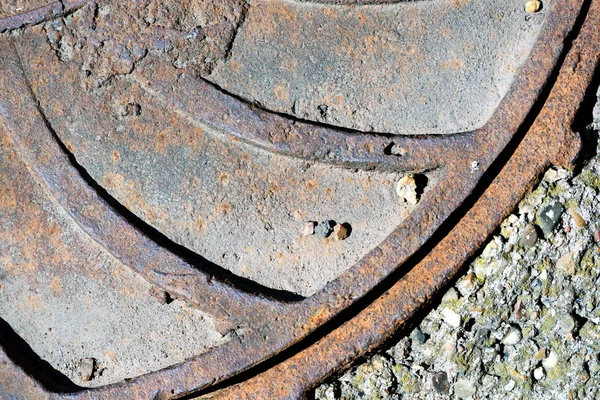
[314,88,600,399]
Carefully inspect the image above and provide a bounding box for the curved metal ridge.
[207,1,599,396]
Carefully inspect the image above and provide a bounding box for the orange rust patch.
[307,306,332,329]
[449,0,472,8]
[227,60,242,72]
[154,129,171,153]
[306,180,317,190]
[104,350,117,362]
[64,140,75,153]
[274,85,289,101]
[442,58,466,71]
[0,183,16,209]
[218,172,231,185]
[216,202,232,215]
[50,276,62,292]
[195,218,205,234]
[102,172,125,190]
[25,294,43,311]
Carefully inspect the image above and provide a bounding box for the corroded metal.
[0,0,598,398]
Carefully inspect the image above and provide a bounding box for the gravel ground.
[314,89,600,400]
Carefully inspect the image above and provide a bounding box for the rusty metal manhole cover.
[1,0,599,398]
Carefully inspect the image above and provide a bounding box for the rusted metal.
[0,0,598,398]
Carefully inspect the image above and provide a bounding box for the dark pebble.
[537,201,564,238]
[432,371,450,394]
[317,220,336,238]
[474,328,491,347]
[519,224,538,248]
[412,327,428,344]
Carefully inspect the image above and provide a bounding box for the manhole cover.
[0,0,599,398]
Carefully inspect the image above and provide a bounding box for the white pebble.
[504,380,516,391]
[441,307,461,328]
[543,351,558,369]
[396,174,419,205]
[533,367,545,381]
[442,287,459,303]
[502,328,522,346]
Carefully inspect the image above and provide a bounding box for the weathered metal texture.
[208,0,546,135]
[0,0,598,398]
[208,1,600,397]
[0,0,86,32]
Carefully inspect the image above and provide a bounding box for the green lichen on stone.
[350,373,365,389]
[451,351,471,373]
[578,247,596,278]
[576,169,600,191]
[540,313,557,335]
[392,365,420,393]
[545,359,569,382]
[549,182,567,197]
[444,298,462,312]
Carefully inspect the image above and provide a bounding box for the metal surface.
[0,0,598,398]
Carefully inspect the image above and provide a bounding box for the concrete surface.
[315,88,600,400]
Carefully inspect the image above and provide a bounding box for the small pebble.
[504,380,516,391]
[519,224,538,248]
[80,357,96,382]
[389,143,407,156]
[533,348,547,360]
[525,0,541,13]
[543,351,558,369]
[474,262,491,279]
[508,366,526,382]
[441,307,461,328]
[332,223,350,240]
[556,253,576,275]
[412,327,427,344]
[570,208,587,228]
[454,379,476,399]
[514,298,523,320]
[537,201,564,238]
[556,314,576,336]
[432,371,450,394]
[594,229,600,242]
[456,273,476,296]
[544,169,559,182]
[396,174,419,205]
[502,327,522,345]
[474,328,490,347]
[317,220,336,238]
[442,287,459,303]
[533,366,545,381]
[302,221,316,236]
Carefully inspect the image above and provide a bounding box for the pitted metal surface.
[210,0,548,134]
[0,0,599,398]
